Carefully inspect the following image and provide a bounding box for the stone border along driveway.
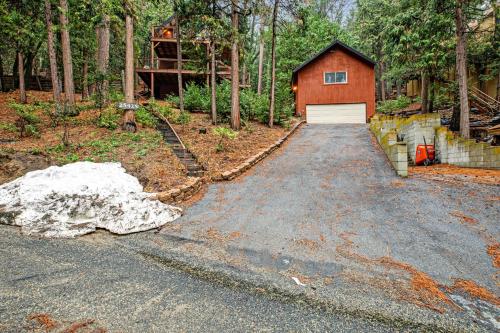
[155,121,305,203]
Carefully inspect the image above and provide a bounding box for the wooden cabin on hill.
[136,16,234,99]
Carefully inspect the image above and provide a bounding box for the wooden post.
[175,14,184,112]
[18,52,26,104]
[150,34,155,98]
[206,43,210,86]
[230,0,240,130]
[210,40,217,125]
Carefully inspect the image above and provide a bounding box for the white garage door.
[306,104,366,124]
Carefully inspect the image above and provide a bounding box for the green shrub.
[108,90,124,103]
[0,122,18,133]
[168,81,292,126]
[376,96,412,114]
[184,82,211,112]
[157,103,173,119]
[143,99,173,120]
[98,109,120,130]
[215,81,232,121]
[174,111,191,125]
[240,89,269,123]
[10,103,41,137]
[165,94,180,108]
[135,106,158,128]
[433,86,453,110]
[213,126,237,152]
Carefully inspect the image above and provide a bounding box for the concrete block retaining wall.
[398,114,441,163]
[370,113,500,170]
[435,127,500,169]
[370,119,408,177]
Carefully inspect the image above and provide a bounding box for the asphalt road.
[0,226,397,332]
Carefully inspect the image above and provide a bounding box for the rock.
[0,162,182,238]
[221,171,232,180]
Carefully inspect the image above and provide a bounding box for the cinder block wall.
[370,113,500,170]
[435,127,500,169]
[370,118,408,177]
[398,114,441,163]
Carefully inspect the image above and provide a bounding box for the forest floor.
[409,164,500,186]
[0,90,293,195]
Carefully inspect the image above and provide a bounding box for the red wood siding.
[294,48,375,120]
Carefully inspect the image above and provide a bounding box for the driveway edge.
[156,121,305,203]
[214,120,306,181]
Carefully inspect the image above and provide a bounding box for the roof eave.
[292,40,376,77]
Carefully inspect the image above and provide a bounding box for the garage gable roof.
[292,40,375,82]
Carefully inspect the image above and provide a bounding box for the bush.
[183,82,211,112]
[135,106,158,128]
[108,90,124,103]
[433,86,453,110]
[169,81,292,126]
[165,94,180,108]
[98,108,120,130]
[376,96,412,114]
[240,89,269,123]
[215,81,232,121]
[174,111,191,125]
[10,103,41,137]
[0,122,18,133]
[144,99,173,120]
[213,126,237,152]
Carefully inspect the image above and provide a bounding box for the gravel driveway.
[161,124,500,331]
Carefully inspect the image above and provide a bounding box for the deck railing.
[137,56,231,73]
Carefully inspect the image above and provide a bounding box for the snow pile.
[0,162,182,238]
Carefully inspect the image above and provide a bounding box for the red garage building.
[292,40,376,124]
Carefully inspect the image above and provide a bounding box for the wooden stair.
[156,119,204,177]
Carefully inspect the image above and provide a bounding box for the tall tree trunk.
[455,0,470,138]
[428,76,435,113]
[23,55,32,91]
[21,38,41,91]
[380,62,386,102]
[0,54,4,92]
[494,2,499,107]
[421,70,429,113]
[396,80,401,98]
[497,71,500,110]
[12,53,18,79]
[124,14,134,103]
[230,0,240,130]
[123,9,136,131]
[59,0,75,106]
[96,14,110,102]
[175,13,184,112]
[268,0,279,128]
[18,52,26,104]
[257,18,265,95]
[210,41,217,125]
[82,50,89,100]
